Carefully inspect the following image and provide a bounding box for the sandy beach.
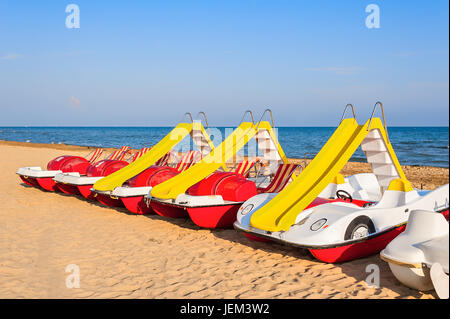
[1,141,448,299]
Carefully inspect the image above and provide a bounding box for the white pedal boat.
[234,173,382,241]
[381,209,449,298]
[235,177,449,263]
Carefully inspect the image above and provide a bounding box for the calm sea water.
[0,126,448,167]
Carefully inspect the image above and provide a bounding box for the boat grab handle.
[196,111,209,129]
[255,108,275,130]
[196,111,212,137]
[367,101,390,143]
[339,104,356,124]
[239,110,255,125]
[181,112,194,123]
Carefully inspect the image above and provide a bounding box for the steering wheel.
[336,190,353,202]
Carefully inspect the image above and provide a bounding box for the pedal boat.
[93,150,199,212]
[149,169,262,226]
[97,165,181,212]
[149,166,375,229]
[53,158,131,204]
[148,109,298,227]
[234,173,380,241]
[235,180,449,263]
[16,147,105,192]
[53,147,156,207]
[381,209,449,298]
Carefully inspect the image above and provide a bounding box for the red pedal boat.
[96,151,199,211]
[16,147,105,191]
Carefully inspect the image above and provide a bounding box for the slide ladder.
[254,110,285,173]
[191,122,213,158]
[250,103,409,232]
[361,130,402,193]
[360,104,404,193]
[192,112,214,158]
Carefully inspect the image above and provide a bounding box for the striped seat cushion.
[258,163,298,193]
[235,159,257,178]
[176,150,201,172]
[85,148,104,163]
[109,146,131,161]
[132,147,152,162]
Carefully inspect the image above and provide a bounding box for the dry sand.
[0,141,448,299]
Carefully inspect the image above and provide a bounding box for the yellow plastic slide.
[93,121,209,192]
[151,121,285,200]
[250,117,407,232]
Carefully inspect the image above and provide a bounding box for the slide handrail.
[196,111,209,129]
[368,101,390,143]
[339,104,356,124]
[255,108,275,130]
[239,110,255,125]
[181,112,193,123]
[196,111,212,137]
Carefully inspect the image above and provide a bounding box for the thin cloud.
[305,66,365,75]
[1,53,23,60]
[69,96,81,109]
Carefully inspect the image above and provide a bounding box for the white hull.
[16,167,61,178]
[110,186,152,198]
[53,173,103,186]
[234,173,382,238]
[381,209,449,296]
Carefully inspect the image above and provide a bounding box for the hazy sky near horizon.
[0,0,448,127]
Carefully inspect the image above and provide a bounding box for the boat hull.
[96,194,124,207]
[55,183,81,195]
[122,196,154,215]
[388,262,433,291]
[309,225,406,263]
[36,177,60,192]
[77,185,97,200]
[150,201,189,218]
[309,209,449,263]
[244,233,272,243]
[187,204,239,229]
[19,175,40,188]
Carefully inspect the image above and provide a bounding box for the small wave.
[430,145,449,149]
[398,141,419,145]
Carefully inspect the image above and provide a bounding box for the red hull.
[187,205,240,228]
[310,209,449,263]
[36,177,60,192]
[77,185,96,200]
[309,225,406,263]
[122,196,154,215]
[96,194,124,207]
[150,201,189,218]
[55,183,81,195]
[19,176,40,188]
[243,233,272,243]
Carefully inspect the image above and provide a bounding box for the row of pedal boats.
[16,104,449,297]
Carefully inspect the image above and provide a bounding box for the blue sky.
[0,0,448,126]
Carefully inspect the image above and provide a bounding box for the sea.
[0,126,448,168]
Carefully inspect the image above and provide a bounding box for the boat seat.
[257,163,299,194]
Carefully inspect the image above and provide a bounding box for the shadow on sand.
[19,182,436,298]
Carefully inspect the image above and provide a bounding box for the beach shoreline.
[2,139,448,190]
[0,142,447,298]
